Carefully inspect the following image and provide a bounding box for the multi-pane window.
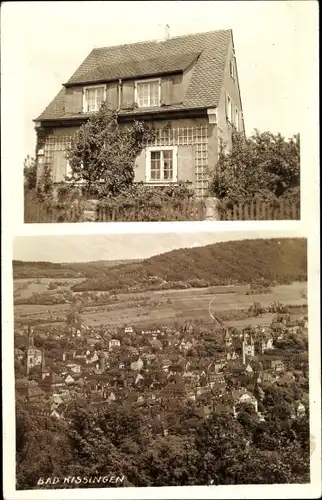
[83,85,105,112]
[146,147,177,182]
[136,79,160,108]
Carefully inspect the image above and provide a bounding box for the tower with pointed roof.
[242,333,255,365]
[26,326,42,375]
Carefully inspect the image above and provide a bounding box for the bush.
[210,130,300,203]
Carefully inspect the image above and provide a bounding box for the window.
[135,79,160,108]
[235,108,239,130]
[83,85,106,112]
[146,146,177,182]
[230,59,235,80]
[226,94,233,123]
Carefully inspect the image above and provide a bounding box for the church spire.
[28,325,34,349]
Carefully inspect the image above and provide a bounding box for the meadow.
[14,279,307,329]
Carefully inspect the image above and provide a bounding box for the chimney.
[242,336,246,365]
[165,24,170,39]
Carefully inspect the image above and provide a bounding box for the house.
[109,338,121,351]
[130,356,144,371]
[66,363,82,374]
[271,359,285,373]
[260,370,279,384]
[34,29,245,199]
[41,372,66,393]
[231,388,258,417]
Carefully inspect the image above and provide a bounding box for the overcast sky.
[1,0,318,159]
[13,228,305,263]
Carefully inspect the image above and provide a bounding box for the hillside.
[72,238,307,293]
[12,259,140,279]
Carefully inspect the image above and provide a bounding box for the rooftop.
[36,29,232,121]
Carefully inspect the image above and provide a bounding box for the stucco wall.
[38,117,211,196]
[217,36,245,152]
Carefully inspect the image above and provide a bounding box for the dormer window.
[135,78,161,108]
[83,85,106,112]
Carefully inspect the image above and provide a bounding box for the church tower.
[26,325,42,375]
[28,325,34,349]
[242,333,255,365]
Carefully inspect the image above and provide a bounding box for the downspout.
[117,79,122,111]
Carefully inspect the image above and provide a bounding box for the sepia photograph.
[11,230,312,490]
[1,1,320,499]
[13,0,309,224]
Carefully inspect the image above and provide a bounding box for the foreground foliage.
[16,388,310,489]
[211,131,300,204]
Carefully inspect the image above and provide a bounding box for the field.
[14,278,85,299]
[14,279,307,329]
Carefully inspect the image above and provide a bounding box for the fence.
[24,198,205,223]
[24,198,84,223]
[221,199,300,221]
[24,197,300,223]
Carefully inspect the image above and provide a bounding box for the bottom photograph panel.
[12,230,309,490]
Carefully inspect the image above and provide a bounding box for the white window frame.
[83,84,107,113]
[135,78,161,108]
[145,146,178,183]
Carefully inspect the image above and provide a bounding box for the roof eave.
[34,106,210,127]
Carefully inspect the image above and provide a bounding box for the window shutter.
[52,151,67,183]
[161,77,173,106]
[225,93,228,119]
[66,87,83,114]
[106,83,118,109]
[122,81,135,109]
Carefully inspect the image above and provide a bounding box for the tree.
[24,155,37,190]
[67,102,155,196]
[210,130,300,203]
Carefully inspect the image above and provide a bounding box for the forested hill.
[72,238,307,293]
[12,259,139,279]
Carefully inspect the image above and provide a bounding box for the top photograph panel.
[24,23,301,223]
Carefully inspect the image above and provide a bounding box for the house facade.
[35,29,245,198]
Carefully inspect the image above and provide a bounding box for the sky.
[1,0,318,159]
[13,228,305,263]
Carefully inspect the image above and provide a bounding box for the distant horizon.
[13,232,306,264]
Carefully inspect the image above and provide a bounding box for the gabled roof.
[36,29,232,121]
